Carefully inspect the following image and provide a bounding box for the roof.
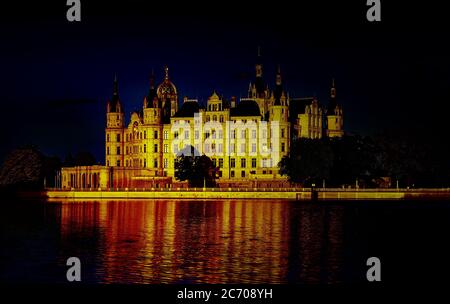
[230,99,261,117]
[173,101,200,118]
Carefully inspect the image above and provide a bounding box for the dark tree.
[279,138,333,186]
[0,146,45,190]
[175,146,217,187]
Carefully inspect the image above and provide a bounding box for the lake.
[2,199,450,284]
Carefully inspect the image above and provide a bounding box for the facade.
[61,59,343,190]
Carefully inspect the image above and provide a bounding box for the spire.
[113,73,118,96]
[274,64,283,104]
[164,65,169,80]
[331,78,336,98]
[328,78,338,115]
[276,64,282,86]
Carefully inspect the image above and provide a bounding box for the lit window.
[164,130,168,140]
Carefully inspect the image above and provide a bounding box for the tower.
[106,74,125,167]
[326,79,344,137]
[249,47,269,118]
[157,65,178,123]
[269,65,290,163]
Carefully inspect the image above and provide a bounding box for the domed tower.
[326,79,344,137]
[157,65,178,123]
[269,65,290,160]
[106,74,125,167]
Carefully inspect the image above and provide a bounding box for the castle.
[60,58,343,190]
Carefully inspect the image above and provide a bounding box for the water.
[1,199,450,284]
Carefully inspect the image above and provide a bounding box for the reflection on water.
[51,200,346,284]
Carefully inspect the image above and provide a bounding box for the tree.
[279,138,333,186]
[0,146,45,190]
[174,146,217,187]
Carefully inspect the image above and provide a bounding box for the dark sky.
[1,1,450,163]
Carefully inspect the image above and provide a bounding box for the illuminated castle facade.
[61,59,343,189]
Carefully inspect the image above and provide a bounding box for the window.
[116,146,121,155]
[107,147,110,155]
[212,130,216,139]
[154,144,158,153]
[218,171,222,177]
[174,131,179,139]
[219,158,223,168]
[184,130,189,139]
[281,143,285,152]
[240,143,245,153]
[205,132,210,139]
[252,158,257,168]
[154,130,158,139]
[140,132,143,140]
[164,130,169,140]
[281,128,285,138]
[212,143,216,152]
[252,130,256,139]
[252,143,256,153]
[154,159,158,168]
[195,131,199,140]
[241,130,246,138]
[116,160,120,167]
[126,160,129,167]
[144,159,147,168]
[218,130,223,139]
[230,158,235,168]
[218,144,223,153]
[144,144,147,153]
[107,134,110,142]
[241,171,245,178]
[107,160,110,167]
[164,144,168,153]
[232,130,236,139]
[230,171,235,178]
[212,158,217,167]
[173,144,178,154]
[164,158,168,168]
[230,144,235,153]
[205,144,210,153]
[116,134,121,142]
[219,115,224,123]
[213,115,217,121]
[241,158,246,168]
[144,131,147,139]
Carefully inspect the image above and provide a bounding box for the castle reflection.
[56,200,345,283]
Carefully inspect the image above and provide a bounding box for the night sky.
[1,1,450,163]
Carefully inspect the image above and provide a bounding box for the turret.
[105,74,125,167]
[326,79,344,137]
